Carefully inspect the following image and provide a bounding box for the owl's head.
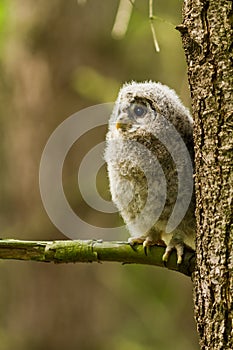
[108,81,193,139]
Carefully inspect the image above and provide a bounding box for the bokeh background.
[0,0,199,349]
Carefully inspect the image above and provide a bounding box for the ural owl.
[104,81,195,263]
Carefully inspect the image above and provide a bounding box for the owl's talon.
[162,251,169,263]
[143,243,148,256]
[128,237,156,256]
[177,255,183,265]
[143,237,157,256]
[163,240,184,264]
[128,242,137,252]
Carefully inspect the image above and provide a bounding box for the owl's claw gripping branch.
[129,236,185,264]
[129,236,171,259]
[162,245,184,265]
[128,237,145,247]
[142,237,162,256]
[162,236,188,264]
[128,237,149,255]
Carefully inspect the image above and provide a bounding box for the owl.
[104,81,195,264]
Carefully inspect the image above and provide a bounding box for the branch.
[0,239,195,277]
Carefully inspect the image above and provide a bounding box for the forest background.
[0,1,199,349]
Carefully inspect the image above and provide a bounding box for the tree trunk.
[179,0,233,348]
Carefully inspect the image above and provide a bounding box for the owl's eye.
[133,104,147,117]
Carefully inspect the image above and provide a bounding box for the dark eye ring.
[133,104,147,117]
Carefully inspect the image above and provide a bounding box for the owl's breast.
[105,132,179,224]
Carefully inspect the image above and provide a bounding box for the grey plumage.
[104,81,195,263]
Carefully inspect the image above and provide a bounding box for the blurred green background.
[0,1,198,349]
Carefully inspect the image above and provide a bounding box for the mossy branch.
[0,239,195,277]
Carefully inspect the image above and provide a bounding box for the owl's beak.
[116,122,127,130]
[116,113,131,131]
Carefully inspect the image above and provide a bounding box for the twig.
[112,0,135,39]
[149,0,160,52]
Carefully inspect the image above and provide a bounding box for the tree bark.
[178,0,233,348]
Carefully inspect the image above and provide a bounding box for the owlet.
[104,81,195,263]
